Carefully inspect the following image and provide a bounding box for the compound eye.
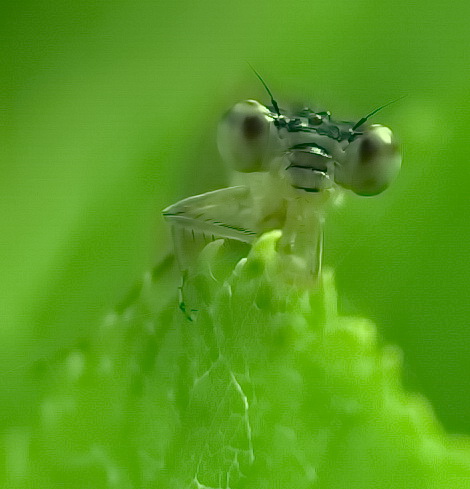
[242,113,266,139]
[217,100,274,172]
[360,133,381,163]
[335,124,401,196]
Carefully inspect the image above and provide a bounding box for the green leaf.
[6,231,470,488]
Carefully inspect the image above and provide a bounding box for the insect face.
[218,98,401,197]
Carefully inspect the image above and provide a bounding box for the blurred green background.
[1,0,469,447]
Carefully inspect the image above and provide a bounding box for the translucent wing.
[162,186,259,241]
[162,186,258,272]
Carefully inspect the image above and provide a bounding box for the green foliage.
[1,1,469,487]
[5,232,470,488]
[2,0,470,453]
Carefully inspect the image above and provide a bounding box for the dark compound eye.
[217,100,279,173]
[243,115,266,140]
[335,124,402,196]
[359,136,380,164]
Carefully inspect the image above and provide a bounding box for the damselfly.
[163,72,401,289]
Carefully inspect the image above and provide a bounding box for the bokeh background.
[1,0,469,451]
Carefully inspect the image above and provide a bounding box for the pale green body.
[163,98,401,285]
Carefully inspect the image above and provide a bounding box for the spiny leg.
[178,269,198,322]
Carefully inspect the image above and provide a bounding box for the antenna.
[352,95,406,131]
[247,63,281,117]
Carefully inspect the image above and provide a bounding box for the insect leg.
[277,194,327,284]
[178,269,198,322]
